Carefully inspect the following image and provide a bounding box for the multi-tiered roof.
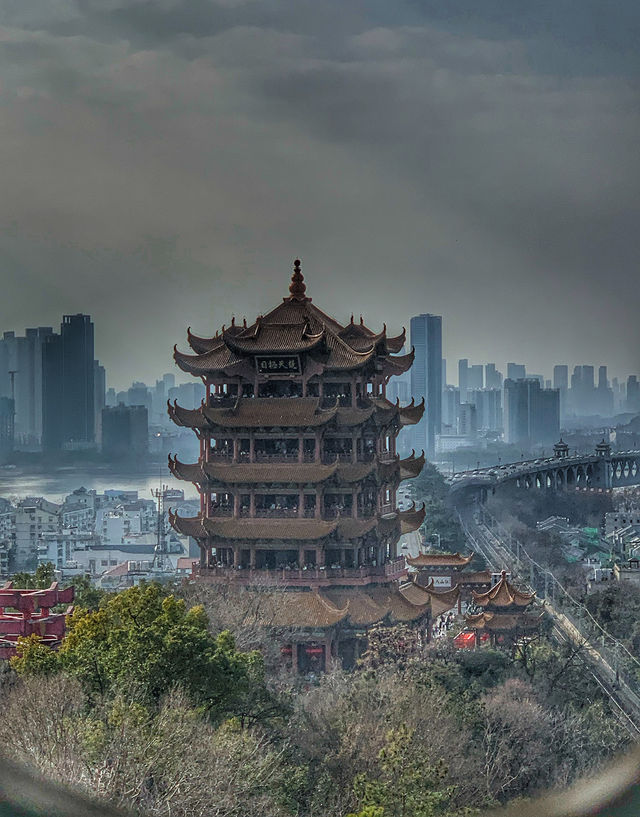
[465,571,539,636]
[172,259,414,381]
[168,260,426,590]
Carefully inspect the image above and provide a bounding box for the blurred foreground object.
[1,746,640,817]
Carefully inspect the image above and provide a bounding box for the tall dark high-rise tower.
[42,314,95,450]
[410,314,442,459]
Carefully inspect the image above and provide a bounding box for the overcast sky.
[1,0,639,389]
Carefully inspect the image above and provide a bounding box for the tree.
[11,633,61,677]
[353,724,453,817]
[16,582,272,722]
[12,562,56,590]
[69,574,107,610]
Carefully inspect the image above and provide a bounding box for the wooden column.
[233,493,239,518]
[298,545,305,567]
[315,490,322,519]
[352,489,357,517]
[352,432,358,463]
[233,547,240,567]
[298,436,304,463]
[249,432,255,462]
[315,431,321,462]
[298,488,304,517]
[250,492,256,516]
[318,547,325,567]
[250,548,256,569]
[233,437,239,463]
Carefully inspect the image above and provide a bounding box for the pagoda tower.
[168,260,426,586]
[463,570,540,647]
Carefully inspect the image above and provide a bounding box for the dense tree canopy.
[12,583,270,721]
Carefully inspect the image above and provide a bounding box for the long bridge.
[447,439,640,499]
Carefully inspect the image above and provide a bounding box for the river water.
[0,465,199,503]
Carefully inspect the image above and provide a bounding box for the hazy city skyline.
[1,1,639,387]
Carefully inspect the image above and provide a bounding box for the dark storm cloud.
[0,0,638,387]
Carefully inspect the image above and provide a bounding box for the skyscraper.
[507,362,526,381]
[410,314,442,458]
[42,314,95,451]
[102,404,148,459]
[0,327,54,446]
[469,389,503,432]
[503,379,559,446]
[627,376,640,413]
[598,366,608,390]
[468,364,484,391]
[458,359,468,401]
[94,361,106,445]
[553,365,568,392]
[485,363,503,390]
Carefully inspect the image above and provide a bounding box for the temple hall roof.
[406,551,474,568]
[264,591,350,629]
[464,611,542,632]
[322,585,430,625]
[471,571,536,609]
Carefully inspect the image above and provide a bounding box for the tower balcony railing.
[222,507,380,521]
[210,450,233,461]
[254,508,300,518]
[320,395,352,408]
[380,503,394,515]
[254,452,300,463]
[322,452,355,464]
[210,506,234,518]
[195,556,407,586]
[208,396,238,408]
[322,507,353,519]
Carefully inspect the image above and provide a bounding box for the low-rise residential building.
[14,497,61,571]
[37,530,100,570]
[61,488,97,530]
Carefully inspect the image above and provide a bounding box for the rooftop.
[174,260,411,378]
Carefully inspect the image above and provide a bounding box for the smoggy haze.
[0,0,639,389]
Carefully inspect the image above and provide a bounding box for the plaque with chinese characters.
[255,355,301,375]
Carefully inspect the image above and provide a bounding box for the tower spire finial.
[289,258,307,300]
